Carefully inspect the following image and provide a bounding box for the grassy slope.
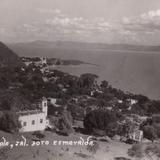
[0,131,132,160]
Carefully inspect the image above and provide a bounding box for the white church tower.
[41,97,48,117]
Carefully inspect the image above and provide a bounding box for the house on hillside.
[17,97,49,132]
[47,98,57,106]
[128,129,143,142]
[40,57,47,65]
[127,99,137,105]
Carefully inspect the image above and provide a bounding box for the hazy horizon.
[6,40,160,47]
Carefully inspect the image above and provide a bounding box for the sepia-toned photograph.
[0,0,160,160]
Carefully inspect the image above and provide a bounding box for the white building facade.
[18,98,49,132]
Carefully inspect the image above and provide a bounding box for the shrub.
[0,147,9,159]
[114,157,131,160]
[153,123,160,138]
[105,122,120,137]
[32,131,45,139]
[145,144,160,159]
[74,152,91,158]
[49,116,59,130]
[128,144,144,158]
[92,128,106,136]
[128,144,160,160]
[86,141,99,154]
[152,114,160,123]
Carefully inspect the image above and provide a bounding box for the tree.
[78,73,98,89]
[134,94,149,104]
[142,125,157,142]
[84,110,118,135]
[86,141,99,154]
[152,114,160,124]
[57,109,74,135]
[0,111,21,132]
[100,80,109,89]
[105,122,120,137]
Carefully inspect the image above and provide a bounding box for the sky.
[1,0,160,45]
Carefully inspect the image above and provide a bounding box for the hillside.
[0,42,22,68]
[8,41,160,99]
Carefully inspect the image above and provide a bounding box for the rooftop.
[17,109,44,116]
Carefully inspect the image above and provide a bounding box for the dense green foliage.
[0,111,21,132]
[84,110,121,136]
[141,115,160,140]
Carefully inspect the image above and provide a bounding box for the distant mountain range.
[0,42,22,68]
[8,41,160,57]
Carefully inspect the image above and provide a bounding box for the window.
[44,102,47,107]
[40,119,43,123]
[23,122,27,126]
[32,120,35,125]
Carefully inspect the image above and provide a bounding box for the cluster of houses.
[21,57,47,67]
[21,56,65,68]
[16,57,145,142]
[14,95,145,143]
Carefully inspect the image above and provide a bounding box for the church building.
[17,97,49,132]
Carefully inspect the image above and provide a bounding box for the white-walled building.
[47,98,57,105]
[47,98,61,107]
[18,98,49,132]
[127,99,138,105]
[40,57,47,65]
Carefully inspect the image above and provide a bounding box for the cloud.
[45,15,112,35]
[4,8,160,44]
[22,24,39,32]
[36,8,62,15]
[122,9,160,33]
[122,17,131,24]
[0,27,16,37]
[141,10,160,19]
[54,9,61,14]
[111,9,160,44]
[18,15,113,42]
[46,17,82,27]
